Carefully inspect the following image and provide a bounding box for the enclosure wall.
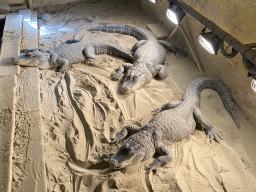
[134,0,256,121]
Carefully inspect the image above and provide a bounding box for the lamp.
[198,27,220,55]
[149,0,161,3]
[251,77,256,93]
[166,3,185,25]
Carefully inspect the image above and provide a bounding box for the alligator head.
[12,50,51,69]
[109,131,154,169]
[122,68,152,94]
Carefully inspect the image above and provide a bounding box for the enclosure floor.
[12,0,256,191]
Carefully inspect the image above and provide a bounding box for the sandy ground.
[12,0,256,191]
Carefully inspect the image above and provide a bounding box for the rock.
[0,3,10,14]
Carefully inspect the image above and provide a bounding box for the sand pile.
[12,0,256,191]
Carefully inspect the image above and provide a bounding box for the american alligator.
[88,24,187,94]
[12,39,133,72]
[109,77,240,171]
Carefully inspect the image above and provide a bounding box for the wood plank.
[0,65,20,75]
[0,75,16,192]
[18,9,38,49]
[13,68,47,192]
[0,15,22,66]
[0,13,21,192]
[12,10,47,192]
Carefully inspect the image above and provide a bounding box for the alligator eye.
[133,76,138,81]
[128,148,134,153]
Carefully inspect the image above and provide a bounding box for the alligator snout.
[109,158,121,169]
[121,86,129,93]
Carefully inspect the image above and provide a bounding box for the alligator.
[12,39,133,72]
[88,24,188,94]
[109,77,240,171]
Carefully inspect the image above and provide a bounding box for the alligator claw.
[86,59,96,63]
[206,127,223,143]
[146,161,160,172]
[111,72,121,81]
[110,135,125,145]
[152,108,162,116]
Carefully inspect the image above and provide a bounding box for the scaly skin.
[88,24,187,94]
[12,39,133,72]
[109,77,240,171]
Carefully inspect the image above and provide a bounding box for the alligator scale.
[109,77,240,171]
[12,40,133,72]
[88,24,187,94]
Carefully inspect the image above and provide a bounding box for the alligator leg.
[57,58,70,72]
[147,144,173,172]
[111,63,133,80]
[111,125,141,145]
[152,101,182,115]
[131,40,147,55]
[20,48,40,53]
[83,46,97,62]
[193,106,223,143]
[155,65,168,79]
[65,39,81,44]
[21,48,50,53]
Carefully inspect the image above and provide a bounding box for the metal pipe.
[180,24,203,74]
[171,0,256,66]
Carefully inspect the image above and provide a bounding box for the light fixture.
[166,2,185,25]
[220,42,238,58]
[163,0,256,92]
[251,77,256,93]
[243,56,256,77]
[149,0,161,3]
[198,27,220,55]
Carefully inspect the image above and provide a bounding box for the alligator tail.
[87,24,149,40]
[93,42,133,60]
[183,77,240,128]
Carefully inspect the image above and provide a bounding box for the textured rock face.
[88,24,187,94]
[110,77,240,171]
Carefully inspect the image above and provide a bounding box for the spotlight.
[198,27,220,55]
[149,0,161,3]
[251,77,256,93]
[166,4,185,25]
